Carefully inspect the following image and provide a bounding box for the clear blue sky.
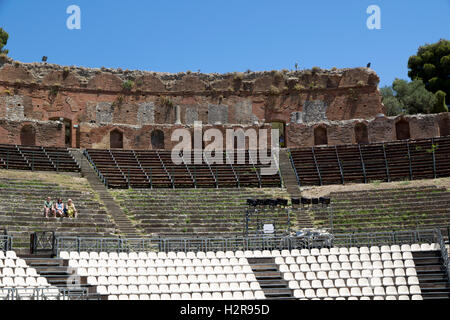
[0,0,449,87]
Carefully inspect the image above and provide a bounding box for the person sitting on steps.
[43,197,55,218]
[54,198,66,218]
[66,199,78,219]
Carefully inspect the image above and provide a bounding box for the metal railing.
[0,287,91,300]
[54,228,443,255]
[30,231,55,254]
[287,149,301,187]
[0,233,13,251]
[436,228,450,282]
[83,150,108,186]
[332,229,438,248]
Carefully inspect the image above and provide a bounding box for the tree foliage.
[0,28,8,55]
[432,90,448,113]
[381,79,437,116]
[408,39,450,104]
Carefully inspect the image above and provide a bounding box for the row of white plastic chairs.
[58,243,440,261]
[0,259,29,268]
[95,282,263,294]
[278,261,415,273]
[85,274,258,285]
[0,251,18,259]
[292,288,423,300]
[67,255,414,269]
[275,253,415,264]
[0,267,40,278]
[288,279,422,291]
[282,269,420,282]
[67,258,250,268]
[106,291,265,300]
[0,277,51,287]
[280,267,417,280]
[74,266,254,277]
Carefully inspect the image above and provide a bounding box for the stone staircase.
[71,149,141,238]
[247,257,294,299]
[413,251,450,299]
[279,150,314,229]
[20,254,104,300]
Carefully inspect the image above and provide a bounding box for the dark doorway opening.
[151,130,165,150]
[110,129,124,149]
[20,125,36,146]
[396,120,411,140]
[314,126,328,145]
[355,123,369,144]
[439,117,450,137]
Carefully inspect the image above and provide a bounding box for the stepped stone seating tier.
[308,186,450,236]
[289,137,450,186]
[0,144,80,172]
[0,178,118,251]
[58,250,266,300]
[85,149,282,189]
[110,188,294,237]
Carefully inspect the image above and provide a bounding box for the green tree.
[381,79,437,116]
[0,28,8,54]
[380,86,405,116]
[408,39,450,104]
[431,90,448,113]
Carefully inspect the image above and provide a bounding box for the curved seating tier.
[289,137,450,186]
[85,149,282,189]
[0,144,80,172]
[52,242,449,300]
[0,178,118,251]
[308,186,450,236]
[59,250,266,300]
[111,188,292,237]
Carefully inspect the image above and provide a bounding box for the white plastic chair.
[305,289,316,299]
[408,276,419,285]
[300,280,311,289]
[362,287,374,297]
[369,246,380,254]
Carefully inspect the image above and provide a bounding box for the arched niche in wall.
[314,125,328,146]
[20,125,36,146]
[395,119,411,140]
[438,117,450,137]
[151,130,165,150]
[354,122,369,144]
[110,129,124,149]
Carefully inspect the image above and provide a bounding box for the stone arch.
[314,125,328,146]
[20,125,36,146]
[110,129,124,149]
[438,117,450,137]
[395,119,411,140]
[151,130,165,150]
[354,122,369,144]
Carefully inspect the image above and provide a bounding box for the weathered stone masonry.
[2,58,446,149]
